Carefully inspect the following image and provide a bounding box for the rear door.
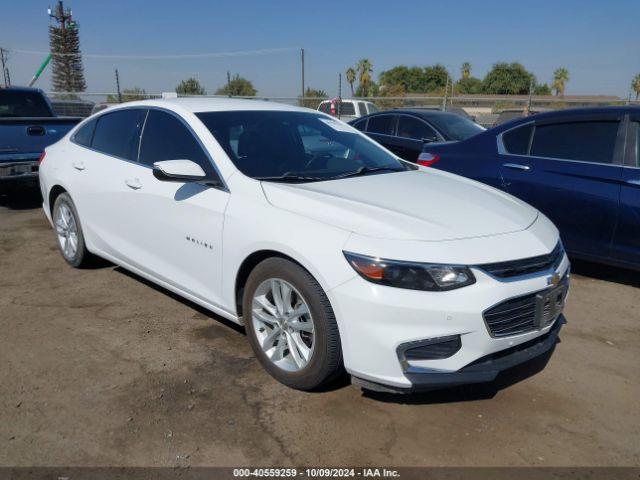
[612,115,640,266]
[498,113,625,259]
[365,114,398,154]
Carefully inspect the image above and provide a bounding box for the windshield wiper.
[327,166,405,180]
[255,172,326,183]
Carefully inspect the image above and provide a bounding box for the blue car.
[419,106,640,270]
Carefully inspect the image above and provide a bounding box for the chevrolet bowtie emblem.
[548,272,561,287]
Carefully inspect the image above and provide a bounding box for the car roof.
[495,105,640,130]
[355,108,469,121]
[103,97,314,115]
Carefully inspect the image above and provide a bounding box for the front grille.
[484,292,538,337]
[477,242,564,279]
[483,277,568,338]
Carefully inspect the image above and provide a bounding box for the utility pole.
[338,72,342,120]
[442,74,450,111]
[226,71,232,97]
[301,48,305,101]
[525,77,534,115]
[0,48,9,87]
[115,69,122,103]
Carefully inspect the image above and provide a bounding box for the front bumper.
[328,249,570,391]
[353,315,565,393]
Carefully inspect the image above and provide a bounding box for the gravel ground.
[1,186,638,467]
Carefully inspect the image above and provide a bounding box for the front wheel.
[52,192,94,268]
[243,257,343,390]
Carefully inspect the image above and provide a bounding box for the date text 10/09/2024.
[233,468,401,478]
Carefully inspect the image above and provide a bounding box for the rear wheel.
[243,257,343,390]
[53,193,94,268]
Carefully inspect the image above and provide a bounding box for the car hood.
[261,169,538,241]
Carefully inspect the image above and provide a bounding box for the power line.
[4,46,300,60]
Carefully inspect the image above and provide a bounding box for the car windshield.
[196,110,412,182]
[0,90,53,118]
[430,112,484,141]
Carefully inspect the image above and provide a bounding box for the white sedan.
[39,98,570,392]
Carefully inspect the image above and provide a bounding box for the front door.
[118,108,230,308]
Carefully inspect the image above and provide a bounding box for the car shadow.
[113,266,246,335]
[570,258,640,288]
[361,344,556,404]
[0,184,42,210]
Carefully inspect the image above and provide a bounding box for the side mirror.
[152,160,207,183]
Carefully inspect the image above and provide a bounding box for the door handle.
[125,178,142,190]
[503,163,531,171]
[626,179,640,186]
[72,161,85,171]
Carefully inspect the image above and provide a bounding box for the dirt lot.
[0,186,638,467]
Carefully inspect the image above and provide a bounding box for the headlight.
[343,251,476,291]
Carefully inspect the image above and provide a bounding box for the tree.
[533,83,552,95]
[106,87,147,103]
[299,87,328,109]
[176,77,206,96]
[482,62,535,95]
[379,65,427,93]
[346,67,356,96]
[49,3,86,93]
[356,59,373,97]
[461,62,471,79]
[215,74,256,96]
[633,73,640,100]
[423,64,449,92]
[455,76,483,94]
[377,83,405,109]
[552,67,569,96]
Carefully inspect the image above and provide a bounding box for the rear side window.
[367,115,395,135]
[530,121,619,164]
[367,103,379,113]
[502,124,533,155]
[358,102,368,116]
[397,116,434,140]
[92,109,147,160]
[139,110,209,170]
[73,118,97,147]
[352,119,367,131]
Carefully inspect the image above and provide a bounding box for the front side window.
[358,102,368,116]
[502,124,533,155]
[73,118,97,147]
[139,110,209,170]
[196,110,410,181]
[397,116,435,140]
[367,103,379,113]
[367,115,395,135]
[530,121,619,164]
[92,109,147,160]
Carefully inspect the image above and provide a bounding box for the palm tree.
[346,67,356,96]
[461,62,471,79]
[632,73,640,101]
[552,67,569,96]
[356,59,373,97]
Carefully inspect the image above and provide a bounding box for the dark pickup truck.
[0,87,81,187]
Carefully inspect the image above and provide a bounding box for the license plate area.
[534,285,567,329]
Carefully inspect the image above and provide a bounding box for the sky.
[1,0,639,98]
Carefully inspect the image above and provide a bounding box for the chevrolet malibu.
[39,98,570,393]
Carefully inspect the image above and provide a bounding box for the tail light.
[417,152,440,167]
[38,151,46,165]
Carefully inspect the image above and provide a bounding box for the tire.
[52,192,94,268]
[243,257,343,390]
